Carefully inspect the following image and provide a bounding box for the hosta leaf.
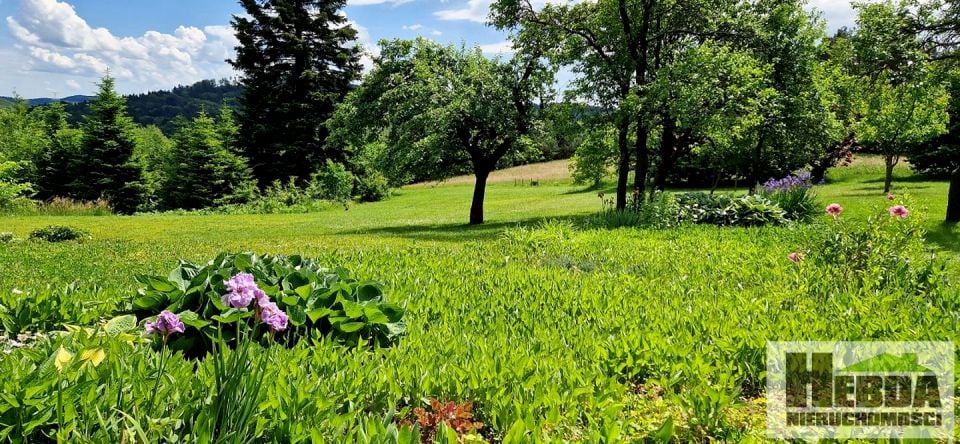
[363,306,390,325]
[287,305,307,327]
[336,321,366,333]
[178,310,210,329]
[105,315,137,336]
[133,293,167,311]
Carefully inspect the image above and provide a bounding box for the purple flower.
[762,172,814,193]
[146,310,185,337]
[223,273,258,308]
[258,301,288,332]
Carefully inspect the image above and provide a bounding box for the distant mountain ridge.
[4,79,243,134]
[3,95,97,106]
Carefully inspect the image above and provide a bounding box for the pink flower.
[788,252,803,263]
[222,273,258,308]
[887,193,895,200]
[146,310,185,337]
[258,301,288,332]
[889,205,910,218]
[825,203,843,218]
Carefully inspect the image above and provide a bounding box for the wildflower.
[788,252,803,263]
[889,205,910,218]
[11,288,23,295]
[887,193,895,200]
[258,301,288,332]
[223,272,258,308]
[825,203,843,218]
[145,310,185,337]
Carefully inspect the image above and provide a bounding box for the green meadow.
[1,157,959,442]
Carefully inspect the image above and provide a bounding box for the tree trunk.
[634,120,649,200]
[652,117,676,196]
[748,132,764,195]
[883,156,895,194]
[615,117,631,210]
[470,167,490,225]
[947,166,960,223]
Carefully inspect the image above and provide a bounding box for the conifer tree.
[230,0,362,184]
[71,76,145,214]
[161,110,255,210]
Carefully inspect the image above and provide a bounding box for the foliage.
[29,225,90,243]
[71,76,146,214]
[801,197,938,292]
[32,102,83,201]
[160,110,255,210]
[313,160,355,203]
[853,0,950,193]
[355,169,391,202]
[0,284,111,334]
[587,191,681,230]
[15,198,113,217]
[329,38,549,224]
[0,161,958,441]
[570,126,617,187]
[402,399,484,444]
[760,172,819,221]
[231,0,361,185]
[0,97,46,163]
[676,192,788,227]
[0,161,33,212]
[64,79,243,135]
[133,253,405,356]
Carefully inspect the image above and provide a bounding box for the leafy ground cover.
[0,156,958,442]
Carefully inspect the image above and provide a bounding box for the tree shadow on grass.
[927,221,960,253]
[860,175,940,184]
[343,214,591,242]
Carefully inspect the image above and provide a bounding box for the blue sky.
[0,0,858,98]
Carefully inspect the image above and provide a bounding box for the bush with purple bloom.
[760,171,818,221]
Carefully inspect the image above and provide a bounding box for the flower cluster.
[146,310,185,338]
[222,273,288,333]
[889,205,909,218]
[825,203,843,217]
[763,172,813,193]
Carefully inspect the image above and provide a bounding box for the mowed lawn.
[1,155,956,289]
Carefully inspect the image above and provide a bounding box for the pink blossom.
[888,205,910,218]
[222,273,258,308]
[258,301,288,332]
[825,203,843,217]
[788,252,803,263]
[887,193,895,200]
[146,310,185,337]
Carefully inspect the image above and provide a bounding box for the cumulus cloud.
[5,0,238,93]
[402,23,424,30]
[479,40,513,54]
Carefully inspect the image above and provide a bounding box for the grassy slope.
[1,156,958,440]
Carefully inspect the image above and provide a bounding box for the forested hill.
[61,79,242,134]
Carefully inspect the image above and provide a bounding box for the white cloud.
[431,30,443,36]
[807,0,859,33]
[434,0,580,23]
[4,0,238,94]
[402,23,424,30]
[479,40,513,54]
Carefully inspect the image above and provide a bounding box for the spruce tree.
[72,76,145,213]
[33,102,79,200]
[230,0,362,185]
[161,110,255,210]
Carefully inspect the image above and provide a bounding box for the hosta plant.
[133,252,405,356]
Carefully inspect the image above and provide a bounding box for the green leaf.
[133,293,167,311]
[341,300,364,318]
[356,282,383,301]
[104,315,137,336]
[306,308,334,323]
[287,305,307,327]
[336,322,366,333]
[177,310,210,329]
[363,306,390,325]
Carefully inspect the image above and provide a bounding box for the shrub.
[355,170,391,202]
[0,232,13,244]
[313,160,355,202]
[587,191,681,229]
[799,198,938,292]
[133,252,405,356]
[676,193,787,227]
[29,225,89,242]
[0,161,34,213]
[760,172,818,221]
